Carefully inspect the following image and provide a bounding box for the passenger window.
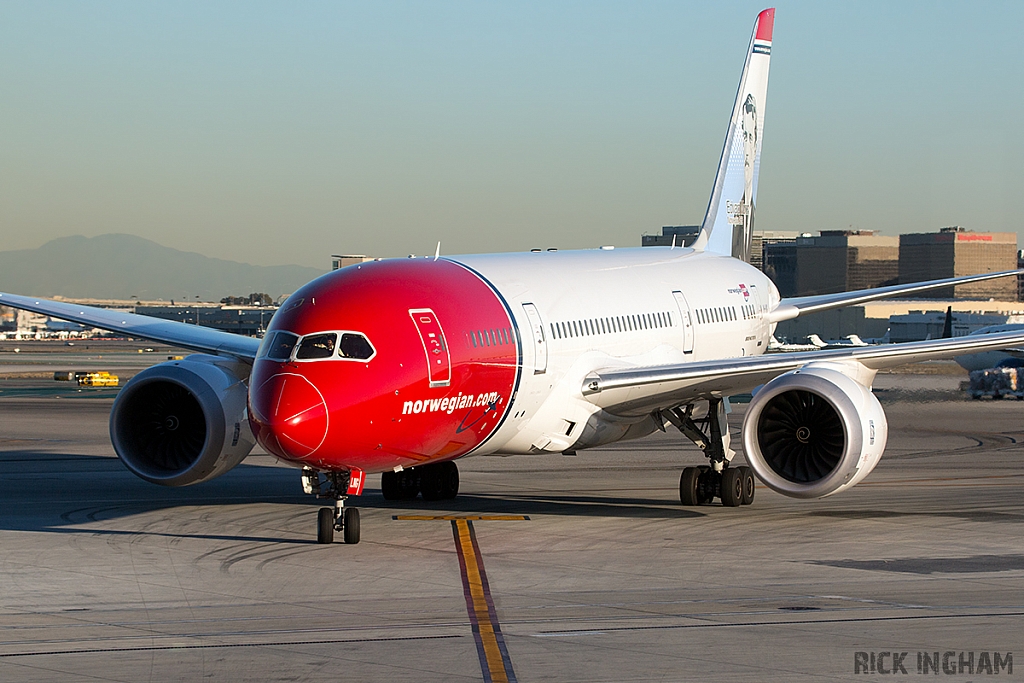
[339,333,374,360]
[264,331,299,361]
[296,333,337,359]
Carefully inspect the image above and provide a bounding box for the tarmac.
[0,350,1022,682]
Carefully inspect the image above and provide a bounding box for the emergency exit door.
[409,308,451,387]
[672,291,694,354]
[522,303,547,374]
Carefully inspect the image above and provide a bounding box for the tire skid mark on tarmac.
[528,609,1024,637]
[0,633,465,659]
[189,538,324,574]
[886,429,1024,460]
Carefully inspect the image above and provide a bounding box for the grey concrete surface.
[1,375,1022,682]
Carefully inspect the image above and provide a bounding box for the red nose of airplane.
[249,372,329,460]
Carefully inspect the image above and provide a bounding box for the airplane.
[955,324,1024,371]
[768,334,872,353]
[4,8,1024,545]
[807,334,872,349]
[767,335,823,352]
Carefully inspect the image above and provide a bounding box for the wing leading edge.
[582,329,1024,417]
[0,292,261,360]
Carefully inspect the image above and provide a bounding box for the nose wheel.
[303,467,362,544]
[316,503,360,544]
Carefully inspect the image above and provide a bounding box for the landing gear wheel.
[696,465,715,505]
[738,465,755,505]
[420,465,445,501]
[679,467,700,506]
[397,470,420,500]
[720,467,744,507]
[380,471,400,500]
[317,507,334,544]
[343,507,360,544]
[440,462,459,499]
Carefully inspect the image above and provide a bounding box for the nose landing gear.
[303,467,362,544]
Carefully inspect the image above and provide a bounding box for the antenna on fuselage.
[671,234,677,250]
[434,241,441,261]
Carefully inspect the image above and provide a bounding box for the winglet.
[691,8,774,262]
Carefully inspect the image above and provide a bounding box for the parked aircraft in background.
[767,336,822,352]
[807,334,871,349]
[955,324,1024,371]
[3,8,1024,544]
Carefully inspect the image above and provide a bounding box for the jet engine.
[109,355,255,486]
[741,363,887,499]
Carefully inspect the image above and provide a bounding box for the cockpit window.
[339,333,374,360]
[296,333,338,360]
[262,331,299,361]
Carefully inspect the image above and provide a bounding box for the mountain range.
[0,234,326,302]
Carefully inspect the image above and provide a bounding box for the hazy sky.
[1,1,1021,269]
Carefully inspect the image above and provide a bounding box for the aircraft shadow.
[0,452,704,540]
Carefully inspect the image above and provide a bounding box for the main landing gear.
[662,398,755,508]
[380,461,459,502]
[302,468,361,544]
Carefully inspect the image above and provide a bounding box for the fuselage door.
[522,302,547,374]
[672,291,694,354]
[409,308,451,387]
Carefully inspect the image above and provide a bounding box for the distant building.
[898,227,1017,300]
[763,230,899,298]
[887,311,1024,343]
[640,227,802,273]
[750,230,802,272]
[641,226,701,248]
[331,254,373,271]
[135,304,276,337]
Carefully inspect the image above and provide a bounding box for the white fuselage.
[453,246,779,455]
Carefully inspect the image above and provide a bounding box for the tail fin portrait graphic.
[693,7,774,262]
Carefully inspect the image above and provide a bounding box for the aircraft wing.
[582,329,1024,417]
[768,269,1022,323]
[0,292,261,360]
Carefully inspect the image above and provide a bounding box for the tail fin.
[942,306,953,338]
[692,8,774,261]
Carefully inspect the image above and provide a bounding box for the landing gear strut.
[303,467,361,544]
[663,398,755,507]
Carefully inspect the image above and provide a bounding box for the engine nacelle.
[742,363,887,499]
[110,355,255,486]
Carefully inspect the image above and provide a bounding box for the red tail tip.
[756,8,775,42]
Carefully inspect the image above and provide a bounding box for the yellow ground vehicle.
[77,372,119,387]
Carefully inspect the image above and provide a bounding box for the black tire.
[343,507,360,544]
[440,462,460,499]
[396,469,420,500]
[380,471,400,500]
[420,465,445,501]
[739,465,755,505]
[679,467,700,505]
[696,465,715,505]
[317,507,334,544]
[721,468,743,507]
